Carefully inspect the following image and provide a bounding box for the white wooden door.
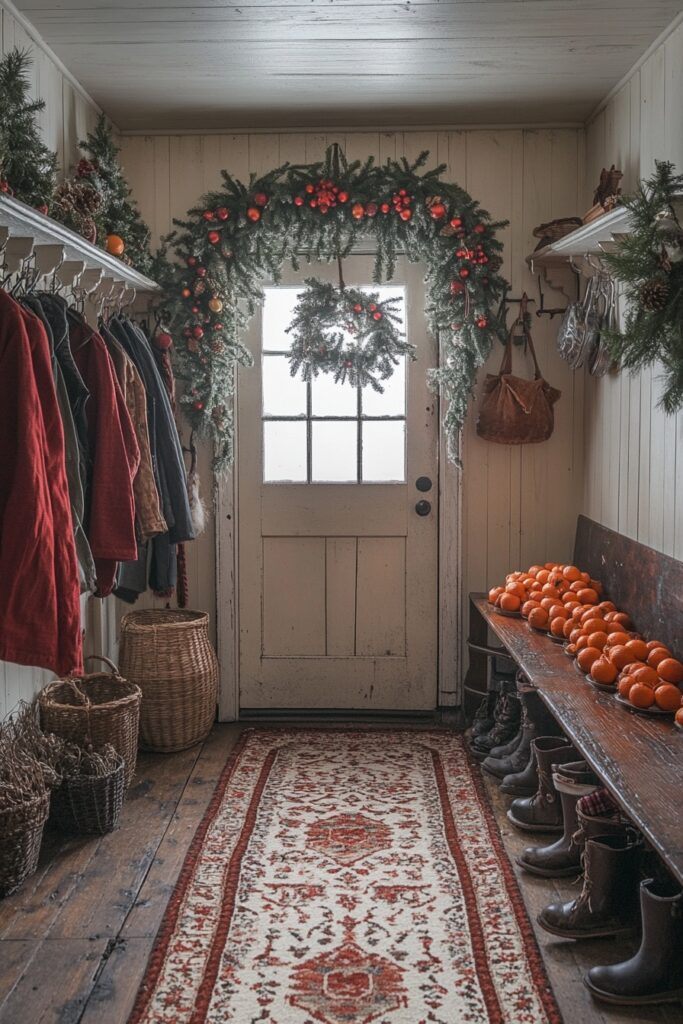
[237,256,438,710]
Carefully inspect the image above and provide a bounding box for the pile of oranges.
[488,561,683,724]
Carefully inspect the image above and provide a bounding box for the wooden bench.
[465,515,683,887]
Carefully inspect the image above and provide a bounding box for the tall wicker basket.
[118,609,218,753]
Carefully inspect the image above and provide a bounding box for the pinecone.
[639,278,669,311]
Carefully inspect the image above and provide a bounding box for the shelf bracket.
[56,260,86,291]
[3,235,34,275]
[33,244,65,279]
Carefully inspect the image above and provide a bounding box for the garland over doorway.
[158,145,509,470]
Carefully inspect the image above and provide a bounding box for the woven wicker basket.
[38,657,141,787]
[50,754,125,835]
[0,791,50,897]
[119,609,218,753]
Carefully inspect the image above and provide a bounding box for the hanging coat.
[67,313,140,597]
[0,290,82,676]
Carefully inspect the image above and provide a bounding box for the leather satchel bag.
[477,315,561,445]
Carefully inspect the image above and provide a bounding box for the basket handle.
[84,654,120,675]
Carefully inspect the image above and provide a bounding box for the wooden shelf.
[0,192,161,293]
[526,205,633,272]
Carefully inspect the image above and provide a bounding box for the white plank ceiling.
[14,0,683,130]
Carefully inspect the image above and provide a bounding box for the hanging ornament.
[192,325,205,339]
[208,230,221,244]
[450,280,465,295]
[202,210,215,221]
[196,266,207,277]
[187,256,197,267]
[380,202,390,214]
[181,287,192,299]
[208,296,224,313]
[192,400,204,411]
[476,317,488,328]
[154,331,173,350]
[366,201,378,217]
[639,278,670,311]
[246,207,261,222]
[337,190,349,203]
[351,203,365,220]
[426,196,447,219]
[254,192,268,207]
[294,196,304,207]
[105,233,125,256]
[473,223,486,234]
[217,206,230,220]
[399,208,412,221]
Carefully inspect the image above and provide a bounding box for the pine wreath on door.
[237,256,438,711]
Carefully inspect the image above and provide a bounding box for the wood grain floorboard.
[0,722,680,1024]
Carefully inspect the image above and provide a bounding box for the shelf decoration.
[0,48,57,210]
[602,160,683,414]
[157,144,509,470]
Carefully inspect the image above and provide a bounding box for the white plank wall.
[119,127,586,687]
[582,21,683,561]
[0,2,102,719]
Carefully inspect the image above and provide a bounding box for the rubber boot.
[500,746,537,796]
[470,694,521,761]
[537,833,642,939]
[507,737,576,832]
[584,879,683,1006]
[464,692,498,744]
[517,761,598,877]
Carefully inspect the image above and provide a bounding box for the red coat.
[0,291,83,675]
[69,317,139,597]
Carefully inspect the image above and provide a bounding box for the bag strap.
[499,293,544,380]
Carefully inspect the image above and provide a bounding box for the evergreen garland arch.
[157,145,509,470]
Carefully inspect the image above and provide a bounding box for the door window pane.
[312,422,358,482]
[362,421,406,482]
[362,358,406,417]
[262,287,302,351]
[263,354,307,416]
[311,371,358,417]
[264,421,307,482]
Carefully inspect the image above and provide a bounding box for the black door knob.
[416,476,432,492]
[415,500,431,516]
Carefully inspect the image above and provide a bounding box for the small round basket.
[0,791,50,897]
[51,750,125,836]
[119,609,218,753]
[38,657,141,787]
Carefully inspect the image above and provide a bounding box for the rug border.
[127,727,563,1024]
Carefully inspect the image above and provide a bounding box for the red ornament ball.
[246,207,261,222]
[368,303,377,312]
[105,234,125,256]
[155,331,173,350]
[351,202,365,220]
[353,303,363,313]
[192,326,204,340]
[181,287,192,299]
[193,400,204,412]
[450,281,465,295]
[380,202,390,214]
[337,191,349,203]
[208,230,220,244]
[191,305,200,314]
[254,192,268,207]
[319,202,330,214]
[202,210,215,221]
[196,266,207,277]
[366,202,378,217]
[429,203,446,219]
[477,317,488,328]
[473,223,486,234]
[294,196,304,207]
[217,206,230,220]
[459,268,470,278]
[399,208,412,221]
[305,183,315,194]
[373,311,382,321]
[450,217,463,229]
[187,256,197,267]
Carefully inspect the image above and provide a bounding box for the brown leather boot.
[469,693,521,761]
[516,761,598,877]
[584,879,683,1005]
[506,737,576,832]
[537,833,642,939]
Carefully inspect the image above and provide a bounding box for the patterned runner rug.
[130,729,561,1024]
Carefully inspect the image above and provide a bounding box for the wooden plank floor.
[0,722,681,1024]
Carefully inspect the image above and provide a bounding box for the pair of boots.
[480,684,560,784]
[509,737,600,877]
[466,687,521,761]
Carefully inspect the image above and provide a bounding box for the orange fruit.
[505,580,526,598]
[598,600,616,614]
[611,612,632,628]
[576,635,590,651]
[591,658,618,685]
[577,646,602,673]
[548,603,567,620]
[569,627,583,645]
[550,616,567,637]
[530,581,543,592]
[589,579,603,594]
[544,562,558,570]
[587,631,608,650]
[654,684,682,712]
[579,571,591,584]
[541,584,560,599]
[540,597,557,612]
[618,677,635,699]
[528,565,543,577]
[605,631,630,647]
[622,661,644,677]
[500,592,521,612]
[626,639,648,662]
[488,586,504,604]
[521,599,540,618]
[536,569,550,584]
[582,617,607,633]
[609,645,636,670]
[563,618,576,639]
[632,666,659,687]
[569,580,585,594]
[657,658,683,684]
[675,706,683,727]
[629,683,655,709]
[577,588,599,605]
[563,565,581,582]
[528,606,549,629]
[647,647,670,669]
[646,639,670,653]
[566,643,578,656]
